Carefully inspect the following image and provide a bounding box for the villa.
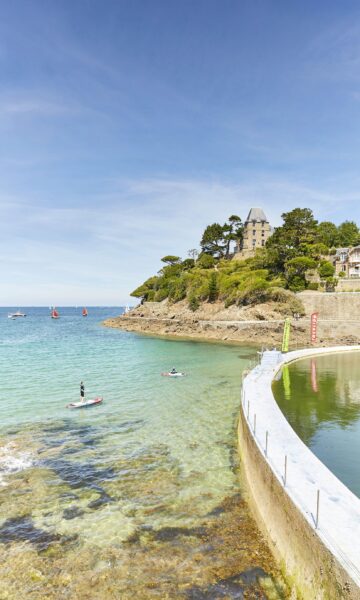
[234,207,273,258]
[333,246,360,278]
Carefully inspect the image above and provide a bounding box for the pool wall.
[238,346,360,599]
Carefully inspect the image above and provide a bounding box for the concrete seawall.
[238,347,360,599]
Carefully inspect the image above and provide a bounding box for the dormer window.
[252,220,256,226]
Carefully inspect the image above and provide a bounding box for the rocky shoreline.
[103,297,360,348]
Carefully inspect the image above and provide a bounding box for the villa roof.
[245,207,268,223]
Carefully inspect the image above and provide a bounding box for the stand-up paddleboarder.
[80,381,85,403]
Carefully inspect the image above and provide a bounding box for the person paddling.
[170,368,177,374]
[80,381,85,403]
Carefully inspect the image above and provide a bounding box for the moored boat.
[8,310,26,319]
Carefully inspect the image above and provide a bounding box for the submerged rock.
[0,516,61,551]
[63,506,84,520]
[44,458,116,489]
[186,567,268,599]
[152,525,207,542]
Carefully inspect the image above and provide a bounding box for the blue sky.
[2,0,360,305]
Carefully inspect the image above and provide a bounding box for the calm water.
[273,351,360,498]
[0,307,287,599]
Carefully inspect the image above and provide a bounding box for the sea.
[0,307,287,599]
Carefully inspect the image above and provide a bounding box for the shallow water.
[273,351,360,498]
[0,307,287,598]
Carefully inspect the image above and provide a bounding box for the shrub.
[197,254,216,269]
[307,282,319,291]
[188,294,200,311]
[288,275,306,292]
[318,260,335,279]
[168,278,187,303]
[208,272,218,302]
[338,271,346,278]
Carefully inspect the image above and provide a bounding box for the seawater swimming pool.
[273,350,360,498]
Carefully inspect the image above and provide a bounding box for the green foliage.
[318,260,335,279]
[285,256,317,291]
[200,215,243,258]
[197,254,216,268]
[338,271,346,278]
[317,221,339,247]
[288,275,306,292]
[188,293,200,311]
[161,255,181,265]
[324,277,338,292]
[208,272,218,302]
[307,282,319,291]
[182,258,195,270]
[200,223,227,257]
[266,208,318,271]
[337,221,360,247]
[131,276,160,299]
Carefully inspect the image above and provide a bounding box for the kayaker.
[80,381,85,402]
[170,368,177,374]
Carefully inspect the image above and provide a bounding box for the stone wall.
[238,348,360,599]
[298,291,360,320]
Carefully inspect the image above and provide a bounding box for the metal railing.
[240,370,360,583]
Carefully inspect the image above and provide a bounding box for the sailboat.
[124,305,130,314]
[51,307,60,319]
[82,307,88,317]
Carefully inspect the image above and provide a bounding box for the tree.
[317,221,338,248]
[337,221,360,247]
[208,272,218,302]
[318,260,335,279]
[188,249,199,260]
[200,216,243,258]
[223,215,243,258]
[197,253,216,268]
[181,258,195,270]
[161,255,181,265]
[200,223,227,257]
[285,256,317,292]
[266,208,318,272]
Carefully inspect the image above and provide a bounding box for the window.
[261,220,265,226]
[261,230,265,236]
[342,265,346,272]
[252,239,256,247]
[252,220,256,226]
[253,229,256,235]
[261,240,265,246]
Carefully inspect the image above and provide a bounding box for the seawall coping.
[242,345,360,585]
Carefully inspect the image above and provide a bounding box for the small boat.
[51,308,60,319]
[8,310,26,319]
[82,308,88,317]
[66,397,103,409]
[161,372,186,378]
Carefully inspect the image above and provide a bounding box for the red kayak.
[66,397,103,409]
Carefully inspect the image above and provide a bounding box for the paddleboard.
[66,397,103,409]
[161,372,185,377]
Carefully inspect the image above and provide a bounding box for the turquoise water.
[273,351,360,498]
[0,307,287,598]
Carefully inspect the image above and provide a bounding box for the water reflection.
[273,352,360,497]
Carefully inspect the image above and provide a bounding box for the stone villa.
[234,207,272,258]
[333,246,360,278]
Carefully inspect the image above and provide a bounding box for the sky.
[2,0,360,305]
